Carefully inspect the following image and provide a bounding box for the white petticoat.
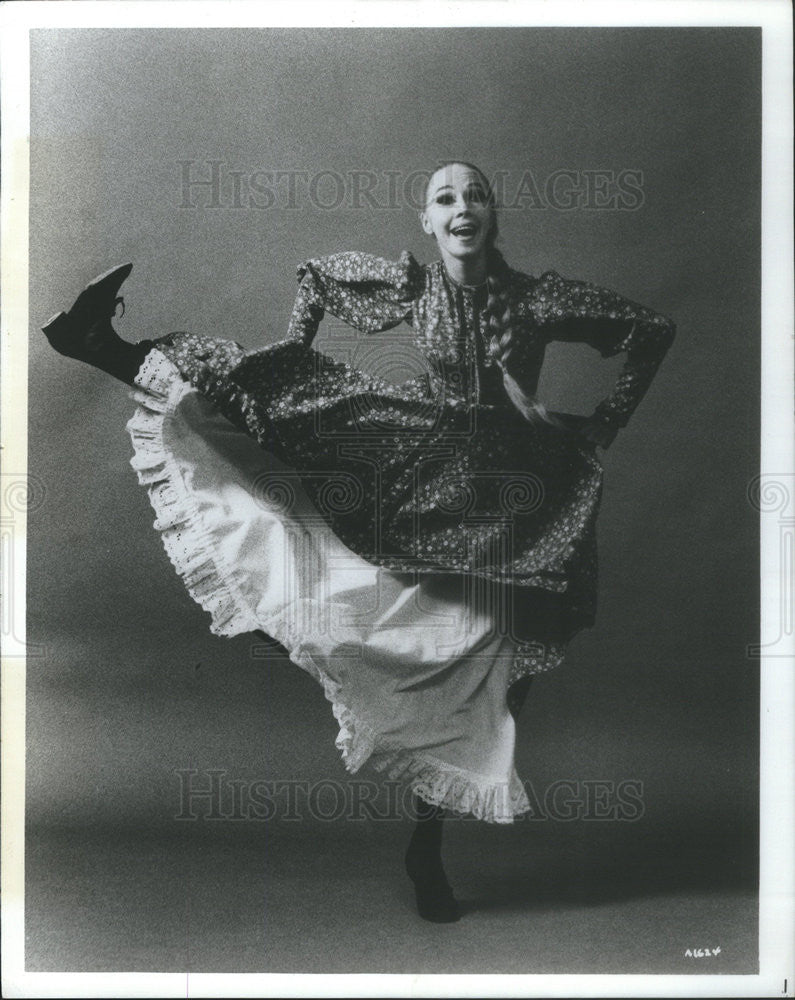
[126,348,533,822]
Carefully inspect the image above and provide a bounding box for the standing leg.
[403,672,533,922]
[404,794,461,923]
[507,674,533,720]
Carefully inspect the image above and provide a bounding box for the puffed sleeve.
[529,269,677,428]
[286,250,424,345]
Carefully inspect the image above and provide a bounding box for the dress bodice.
[285,250,676,427]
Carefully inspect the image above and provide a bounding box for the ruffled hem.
[371,751,530,823]
[126,348,531,823]
[261,609,530,823]
[126,351,261,638]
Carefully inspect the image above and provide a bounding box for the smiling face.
[420,163,496,277]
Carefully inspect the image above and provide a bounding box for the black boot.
[41,263,153,385]
[404,795,461,923]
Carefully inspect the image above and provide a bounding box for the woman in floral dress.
[41,161,676,923]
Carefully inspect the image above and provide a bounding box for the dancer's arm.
[286,267,326,346]
[286,251,422,345]
[530,270,677,436]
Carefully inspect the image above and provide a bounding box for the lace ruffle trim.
[126,348,531,823]
[265,609,531,824]
[126,349,261,638]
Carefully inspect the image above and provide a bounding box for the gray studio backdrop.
[26,26,760,970]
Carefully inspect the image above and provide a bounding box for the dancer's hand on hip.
[577,415,619,449]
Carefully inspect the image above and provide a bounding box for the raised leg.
[41,263,153,385]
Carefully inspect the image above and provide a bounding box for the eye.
[466,187,487,204]
[435,193,454,205]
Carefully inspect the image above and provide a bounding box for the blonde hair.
[425,161,560,427]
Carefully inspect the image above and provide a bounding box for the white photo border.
[1,1,792,997]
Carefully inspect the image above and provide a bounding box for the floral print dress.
[125,251,675,822]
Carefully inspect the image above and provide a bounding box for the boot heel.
[41,311,75,354]
[41,311,69,337]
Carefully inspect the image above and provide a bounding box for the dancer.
[41,161,675,923]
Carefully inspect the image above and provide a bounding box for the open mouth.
[450,223,478,238]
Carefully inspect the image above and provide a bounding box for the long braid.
[484,244,514,367]
[484,242,561,427]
